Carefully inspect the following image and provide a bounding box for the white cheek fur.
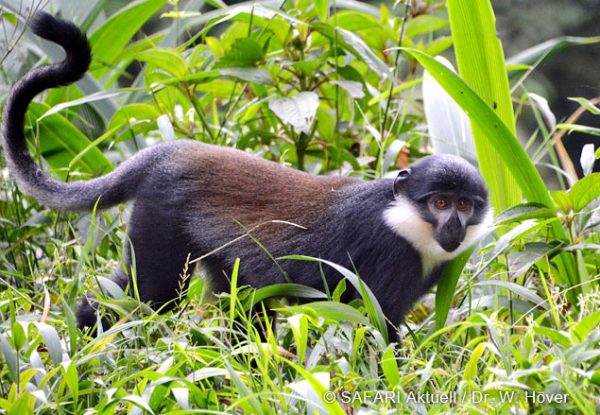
[383,196,493,277]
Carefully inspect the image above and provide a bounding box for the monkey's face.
[425,192,482,252]
[387,154,491,268]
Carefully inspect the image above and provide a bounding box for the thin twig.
[551,97,600,186]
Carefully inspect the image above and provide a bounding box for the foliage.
[447,0,521,211]
[0,0,599,413]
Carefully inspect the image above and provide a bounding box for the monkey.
[1,12,492,337]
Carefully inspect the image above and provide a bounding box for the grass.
[1,188,598,413]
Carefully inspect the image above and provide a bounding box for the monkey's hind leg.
[76,267,129,331]
[77,197,196,331]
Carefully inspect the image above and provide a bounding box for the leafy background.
[0,0,599,413]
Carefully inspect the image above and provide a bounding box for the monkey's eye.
[434,197,450,210]
[456,199,472,211]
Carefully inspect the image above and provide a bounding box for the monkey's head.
[385,154,492,270]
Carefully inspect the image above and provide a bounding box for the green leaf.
[109,103,160,129]
[7,393,35,415]
[425,36,453,56]
[368,78,422,106]
[569,97,600,115]
[331,80,365,99]
[89,0,168,77]
[120,395,155,414]
[447,0,521,212]
[225,361,262,414]
[96,276,126,300]
[216,38,264,68]
[476,280,547,310]
[136,48,188,77]
[62,361,79,402]
[592,370,600,387]
[507,242,562,279]
[219,67,273,84]
[506,63,531,73]
[26,103,114,179]
[161,10,202,18]
[331,279,347,302]
[337,28,392,79]
[405,15,448,39]
[159,70,222,86]
[229,258,240,327]
[206,3,303,28]
[464,342,486,381]
[0,333,18,382]
[185,367,228,382]
[569,173,600,212]
[293,58,326,75]
[288,314,309,362]
[246,283,327,308]
[495,203,555,224]
[336,64,365,82]
[1,12,17,25]
[113,32,166,67]
[315,0,329,21]
[533,326,571,348]
[381,347,400,387]
[195,80,239,98]
[328,10,379,31]
[507,36,600,66]
[201,5,295,45]
[40,89,133,120]
[550,190,572,213]
[572,311,600,343]
[435,249,470,330]
[11,321,26,351]
[281,301,369,325]
[557,123,600,137]
[285,362,346,415]
[312,22,393,79]
[205,36,225,58]
[33,323,63,365]
[493,220,547,255]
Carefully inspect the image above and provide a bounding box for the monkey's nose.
[440,240,460,252]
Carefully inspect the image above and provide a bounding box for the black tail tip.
[29,11,55,34]
[30,12,77,42]
[29,11,91,74]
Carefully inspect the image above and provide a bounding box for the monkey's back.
[172,140,356,230]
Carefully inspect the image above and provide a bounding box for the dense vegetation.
[1,0,599,413]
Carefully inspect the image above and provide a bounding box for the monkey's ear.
[393,168,411,197]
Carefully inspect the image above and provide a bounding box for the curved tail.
[1,12,154,211]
